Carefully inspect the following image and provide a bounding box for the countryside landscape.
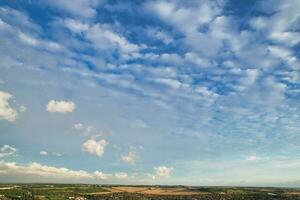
[1,184,300,200]
[1,0,300,199]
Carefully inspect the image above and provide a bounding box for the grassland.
[0,184,300,200]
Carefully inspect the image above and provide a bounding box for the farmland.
[0,184,300,200]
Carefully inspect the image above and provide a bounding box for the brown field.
[83,186,203,195]
[106,186,207,195]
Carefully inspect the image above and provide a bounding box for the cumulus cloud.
[121,148,138,165]
[46,100,75,113]
[0,160,133,183]
[154,166,173,178]
[82,139,108,157]
[0,145,17,158]
[0,161,93,181]
[0,91,18,122]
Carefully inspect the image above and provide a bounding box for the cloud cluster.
[46,100,75,113]
[154,166,173,178]
[0,91,18,122]
[121,148,138,165]
[0,145,16,158]
[0,160,131,183]
[82,139,108,157]
[45,0,102,19]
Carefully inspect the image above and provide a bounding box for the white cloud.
[94,171,110,180]
[74,123,110,137]
[0,160,136,183]
[52,152,63,157]
[64,18,89,33]
[146,27,173,44]
[0,7,41,32]
[45,0,101,19]
[256,0,300,47]
[146,0,220,30]
[0,91,18,122]
[46,100,75,113]
[145,0,223,57]
[195,86,218,101]
[115,172,128,179]
[74,123,84,130]
[18,32,39,46]
[0,145,17,158]
[154,166,173,178]
[245,155,262,161]
[17,31,63,52]
[74,123,93,135]
[82,139,108,157]
[39,151,48,156]
[0,161,93,180]
[18,105,27,112]
[153,78,184,89]
[268,46,295,63]
[86,24,139,54]
[121,149,138,165]
[236,69,261,91]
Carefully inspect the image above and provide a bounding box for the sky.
[0,0,300,187]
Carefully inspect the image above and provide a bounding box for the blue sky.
[0,0,300,186]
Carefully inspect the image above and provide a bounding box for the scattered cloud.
[0,145,17,158]
[74,123,110,137]
[46,100,75,113]
[94,171,110,180]
[86,23,140,54]
[0,91,18,122]
[74,123,93,135]
[0,160,136,183]
[63,18,89,33]
[132,119,148,129]
[18,105,27,112]
[154,166,173,178]
[39,151,48,156]
[82,139,108,157]
[40,150,63,157]
[115,172,128,179]
[0,161,93,181]
[44,0,102,19]
[52,152,63,157]
[121,148,138,165]
[245,155,261,161]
